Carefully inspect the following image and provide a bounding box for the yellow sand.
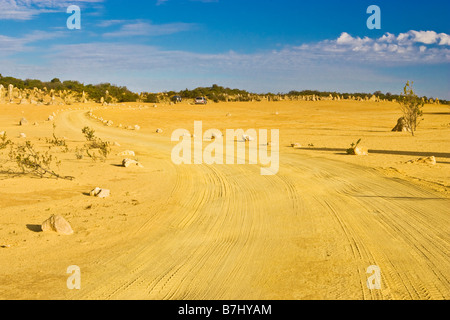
[0,100,449,300]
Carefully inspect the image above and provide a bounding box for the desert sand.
[0,99,449,299]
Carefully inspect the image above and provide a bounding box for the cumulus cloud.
[306,30,450,64]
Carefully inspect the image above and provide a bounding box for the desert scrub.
[8,140,74,180]
[82,126,96,141]
[81,126,111,161]
[398,81,424,137]
[46,123,67,147]
[0,132,12,150]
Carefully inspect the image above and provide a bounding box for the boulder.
[41,215,73,235]
[90,187,110,198]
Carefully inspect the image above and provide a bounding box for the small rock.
[134,125,140,131]
[242,134,254,142]
[19,118,28,126]
[117,150,135,156]
[291,143,301,148]
[156,128,163,133]
[407,156,436,165]
[19,133,26,138]
[90,187,110,198]
[41,215,73,235]
[48,115,54,121]
[348,146,368,156]
[122,158,144,168]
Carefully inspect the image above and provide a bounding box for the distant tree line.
[0,75,139,103]
[1,75,447,105]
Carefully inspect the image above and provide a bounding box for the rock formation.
[8,84,14,102]
[392,117,410,132]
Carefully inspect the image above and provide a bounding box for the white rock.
[156,128,163,133]
[90,187,110,198]
[117,150,135,157]
[19,133,26,138]
[122,158,144,168]
[41,215,73,235]
[134,125,140,131]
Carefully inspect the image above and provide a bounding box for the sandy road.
[39,110,450,299]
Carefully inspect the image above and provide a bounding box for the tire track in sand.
[57,110,449,300]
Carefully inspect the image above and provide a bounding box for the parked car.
[171,95,182,103]
[195,97,207,105]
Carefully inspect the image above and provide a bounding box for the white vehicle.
[195,97,207,104]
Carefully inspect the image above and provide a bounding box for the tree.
[398,81,424,137]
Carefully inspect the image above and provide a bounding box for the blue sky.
[0,0,449,98]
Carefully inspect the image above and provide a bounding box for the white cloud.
[409,30,438,44]
[0,29,63,56]
[0,0,104,20]
[102,21,197,37]
[311,30,450,64]
[438,33,450,46]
